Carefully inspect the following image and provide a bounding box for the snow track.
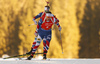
[0,58,100,64]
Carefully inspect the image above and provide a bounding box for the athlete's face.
[44,7,49,12]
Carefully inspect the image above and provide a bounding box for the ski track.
[0,58,100,64]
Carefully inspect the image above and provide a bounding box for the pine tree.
[78,0,100,58]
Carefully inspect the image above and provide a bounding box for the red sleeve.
[53,15,61,27]
[37,24,40,29]
[54,16,59,24]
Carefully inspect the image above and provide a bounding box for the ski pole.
[52,24,55,30]
[3,53,43,59]
[28,24,35,26]
[59,31,63,54]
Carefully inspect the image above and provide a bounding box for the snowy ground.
[0,58,100,64]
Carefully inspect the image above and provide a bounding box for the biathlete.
[26,6,62,60]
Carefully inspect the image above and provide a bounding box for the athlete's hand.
[34,31,38,36]
[59,26,62,31]
[33,19,37,25]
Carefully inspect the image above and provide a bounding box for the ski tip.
[3,58,7,59]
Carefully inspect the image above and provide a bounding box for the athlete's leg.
[27,35,42,60]
[43,35,51,52]
[32,37,38,48]
[32,35,42,53]
[43,35,51,59]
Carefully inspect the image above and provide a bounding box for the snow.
[0,58,100,64]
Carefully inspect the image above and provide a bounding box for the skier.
[26,6,62,60]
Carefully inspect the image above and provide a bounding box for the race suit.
[31,12,61,54]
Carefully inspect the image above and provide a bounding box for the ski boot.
[26,53,34,60]
[26,55,33,60]
[43,51,47,60]
[43,54,47,60]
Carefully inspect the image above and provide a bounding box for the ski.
[3,53,43,59]
[17,58,51,61]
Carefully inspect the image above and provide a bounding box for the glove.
[33,19,37,25]
[34,31,38,36]
[59,26,62,31]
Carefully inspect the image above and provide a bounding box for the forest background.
[0,0,100,58]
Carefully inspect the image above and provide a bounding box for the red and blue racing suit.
[31,12,61,54]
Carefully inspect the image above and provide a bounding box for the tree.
[78,0,100,58]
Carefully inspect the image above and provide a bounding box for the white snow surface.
[0,58,100,64]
